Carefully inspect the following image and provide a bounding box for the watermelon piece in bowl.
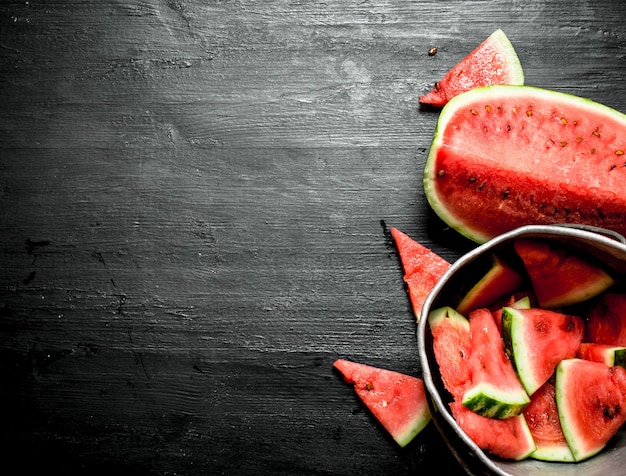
[417,224,626,476]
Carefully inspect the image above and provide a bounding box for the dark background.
[2,1,626,474]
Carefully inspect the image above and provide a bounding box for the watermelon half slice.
[333,359,432,447]
[423,85,626,243]
[419,29,524,107]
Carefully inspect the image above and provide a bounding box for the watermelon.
[428,306,471,400]
[456,254,524,316]
[419,29,524,107]
[390,226,450,321]
[461,308,530,419]
[501,307,584,395]
[556,358,626,461]
[449,400,535,461]
[585,293,626,345]
[514,239,615,309]
[333,359,432,447]
[577,342,626,368]
[492,294,532,332]
[423,85,626,243]
[523,382,575,462]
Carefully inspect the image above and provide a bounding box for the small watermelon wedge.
[428,306,471,400]
[523,382,575,462]
[450,400,535,461]
[456,254,524,316]
[333,359,432,447]
[514,239,615,309]
[419,29,524,107]
[577,342,626,368]
[461,308,530,419]
[585,293,626,346]
[556,358,626,461]
[390,226,450,321]
[502,307,584,395]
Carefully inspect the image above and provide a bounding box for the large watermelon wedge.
[423,85,626,243]
[333,359,432,447]
[389,226,450,321]
[461,308,530,419]
[556,358,626,461]
[419,29,524,107]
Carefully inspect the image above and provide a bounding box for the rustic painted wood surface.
[2,1,626,474]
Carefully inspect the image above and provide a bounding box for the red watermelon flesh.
[450,400,535,461]
[523,382,575,462]
[577,342,626,368]
[333,359,432,447]
[556,358,626,461]
[456,254,524,316]
[514,239,615,309]
[390,226,450,321]
[423,85,626,243]
[419,29,524,107]
[585,293,626,346]
[501,307,584,396]
[429,307,472,400]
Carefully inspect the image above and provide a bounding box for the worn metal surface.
[1,1,626,474]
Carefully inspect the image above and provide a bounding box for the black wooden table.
[2,1,626,474]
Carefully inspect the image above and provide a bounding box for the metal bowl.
[417,224,626,476]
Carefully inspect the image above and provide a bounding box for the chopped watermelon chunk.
[556,358,626,461]
[390,226,450,321]
[523,382,574,462]
[333,359,431,447]
[585,293,626,346]
[462,308,530,419]
[450,400,535,460]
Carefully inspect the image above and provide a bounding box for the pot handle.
[553,223,626,244]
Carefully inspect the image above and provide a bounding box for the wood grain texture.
[1,0,626,474]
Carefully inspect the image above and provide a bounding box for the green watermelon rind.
[501,306,543,395]
[462,382,530,419]
[530,443,576,463]
[489,29,525,85]
[423,85,626,244]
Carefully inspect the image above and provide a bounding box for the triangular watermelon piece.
[419,29,524,107]
[450,400,535,461]
[389,226,450,321]
[333,359,432,447]
[556,358,626,461]
[523,382,575,462]
[513,239,615,308]
[502,307,584,395]
[577,342,626,368]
